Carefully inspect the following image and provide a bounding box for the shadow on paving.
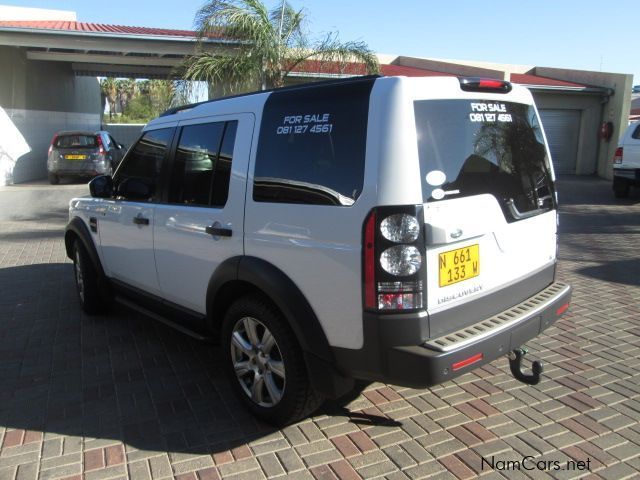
[556,174,640,206]
[577,259,640,287]
[0,263,396,455]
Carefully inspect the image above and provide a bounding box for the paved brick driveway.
[0,176,639,480]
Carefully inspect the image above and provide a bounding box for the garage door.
[539,109,581,174]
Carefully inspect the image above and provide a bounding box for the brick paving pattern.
[0,176,639,479]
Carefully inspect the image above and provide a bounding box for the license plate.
[65,154,87,160]
[439,244,480,287]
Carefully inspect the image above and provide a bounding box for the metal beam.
[71,62,174,78]
[27,50,182,67]
[0,28,236,56]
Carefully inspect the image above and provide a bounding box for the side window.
[168,121,238,207]
[632,124,640,140]
[115,128,174,201]
[212,121,237,206]
[253,80,374,206]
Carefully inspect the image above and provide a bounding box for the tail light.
[613,147,623,164]
[48,134,58,155]
[96,135,105,155]
[459,77,512,93]
[363,205,425,311]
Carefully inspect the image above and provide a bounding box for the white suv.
[66,76,572,425]
[613,121,640,198]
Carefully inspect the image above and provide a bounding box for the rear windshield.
[414,99,555,222]
[55,135,98,148]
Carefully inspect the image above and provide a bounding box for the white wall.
[1,108,100,185]
[0,5,76,21]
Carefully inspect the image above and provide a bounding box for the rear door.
[414,98,557,334]
[153,115,251,314]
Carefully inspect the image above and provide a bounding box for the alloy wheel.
[230,316,286,407]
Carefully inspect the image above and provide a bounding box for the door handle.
[133,216,149,225]
[205,225,232,237]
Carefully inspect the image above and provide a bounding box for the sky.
[3,0,637,84]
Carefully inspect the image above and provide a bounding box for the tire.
[72,240,105,315]
[221,295,324,426]
[613,178,630,198]
[48,173,59,185]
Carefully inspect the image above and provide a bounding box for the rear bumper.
[613,168,640,183]
[333,280,572,388]
[49,166,109,177]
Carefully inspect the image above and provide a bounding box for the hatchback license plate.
[439,244,480,287]
[65,154,87,160]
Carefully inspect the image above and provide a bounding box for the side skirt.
[111,279,215,343]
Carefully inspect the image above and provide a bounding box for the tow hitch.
[508,347,543,385]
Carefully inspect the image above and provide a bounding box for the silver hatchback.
[47,130,125,184]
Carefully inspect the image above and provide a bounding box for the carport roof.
[0,19,595,91]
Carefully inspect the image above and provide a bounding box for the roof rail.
[159,75,380,117]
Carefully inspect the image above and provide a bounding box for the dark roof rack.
[159,75,381,117]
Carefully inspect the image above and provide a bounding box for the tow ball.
[508,347,543,385]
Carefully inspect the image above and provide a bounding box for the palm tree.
[116,78,137,113]
[100,78,118,120]
[181,0,379,96]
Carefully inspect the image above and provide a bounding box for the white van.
[613,121,640,198]
[66,76,572,425]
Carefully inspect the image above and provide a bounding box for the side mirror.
[89,175,113,198]
[116,177,153,201]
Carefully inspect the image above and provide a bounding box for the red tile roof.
[510,73,586,88]
[0,20,213,38]
[381,64,454,77]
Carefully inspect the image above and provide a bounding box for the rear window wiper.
[506,198,551,220]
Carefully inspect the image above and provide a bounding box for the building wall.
[0,5,76,21]
[532,91,603,175]
[534,67,633,179]
[0,46,101,184]
[102,124,144,151]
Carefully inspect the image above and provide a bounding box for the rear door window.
[55,135,97,148]
[168,121,238,207]
[414,100,555,222]
[253,79,374,206]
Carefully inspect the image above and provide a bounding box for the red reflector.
[364,211,376,309]
[556,303,570,316]
[452,353,483,371]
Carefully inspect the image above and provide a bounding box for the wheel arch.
[206,256,332,361]
[206,256,353,398]
[65,217,111,302]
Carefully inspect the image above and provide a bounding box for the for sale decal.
[469,102,513,123]
[276,113,334,135]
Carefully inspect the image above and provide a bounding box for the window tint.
[55,134,97,148]
[414,100,555,222]
[168,121,238,207]
[115,128,174,201]
[632,124,640,140]
[212,121,237,206]
[253,79,374,206]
